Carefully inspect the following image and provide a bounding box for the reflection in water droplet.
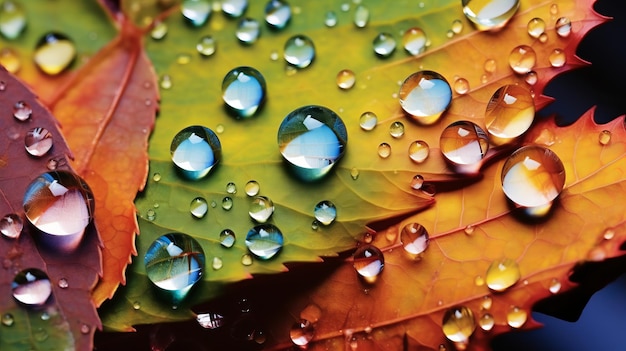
[212,256,223,270]
[197,312,224,329]
[181,0,211,27]
[144,233,205,303]
[12,269,52,306]
[555,17,571,37]
[222,0,247,18]
[549,48,566,68]
[245,180,260,196]
[245,223,284,259]
[290,319,315,346]
[0,1,26,39]
[479,313,495,331]
[336,69,356,90]
[241,253,253,265]
[484,58,496,73]
[13,100,32,121]
[353,245,384,283]
[0,213,22,239]
[462,0,519,31]
[440,120,489,169]
[314,200,336,225]
[454,77,470,95]
[485,258,520,291]
[402,27,427,55]
[222,66,266,118]
[377,142,391,158]
[527,17,545,38]
[150,21,168,40]
[265,0,291,29]
[249,196,274,222]
[507,306,527,328]
[236,18,260,44]
[350,167,359,180]
[401,222,429,257]
[359,111,377,131]
[389,121,404,138]
[354,5,369,28]
[399,70,452,125]
[325,11,338,27]
[373,32,396,58]
[1,313,14,327]
[221,196,233,210]
[278,105,347,181]
[598,130,611,145]
[410,174,424,190]
[170,126,222,180]
[220,229,236,248]
[25,127,53,157]
[485,84,535,143]
[196,35,216,57]
[442,306,476,346]
[451,19,463,34]
[190,197,208,218]
[509,45,536,74]
[284,35,315,68]
[34,32,76,75]
[408,140,429,163]
[0,47,20,73]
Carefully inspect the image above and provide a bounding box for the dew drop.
[290,319,315,346]
[241,253,253,265]
[442,306,476,345]
[146,209,156,221]
[144,233,205,303]
[0,213,22,239]
[353,245,384,283]
[440,120,489,171]
[479,313,495,331]
[485,258,521,292]
[462,0,519,31]
[245,180,260,196]
[226,182,237,194]
[219,229,236,248]
[176,53,191,65]
[212,256,223,270]
[150,21,168,40]
[549,48,566,68]
[197,312,224,329]
[509,45,536,74]
[325,11,338,27]
[353,5,369,28]
[507,306,527,328]
[399,70,452,125]
[300,303,322,323]
[363,232,373,243]
[181,0,211,27]
[0,80,6,91]
[245,223,284,260]
[603,228,615,240]
[485,85,535,144]
[160,74,172,90]
[284,35,315,68]
[33,32,76,76]
[481,296,492,310]
[454,77,470,95]
[222,0,247,18]
[377,142,391,158]
[277,105,347,181]
[170,126,222,180]
[1,313,14,327]
[12,269,52,306]
[451,19,464,34]
[464,225,475,235]
[550,3,558,15]
[484,58,497,73]
[222,66,266,118]
[265,0,291,29]
[152,173,162,182]
[539,32,548,43]
[524,71,538,85]
[196,35,216,57]
[350,167,359,180]
[373,32,396,58]
[221,196,233,211]
[555,17,571,37]
[25,127,53,157]
[80,324,90,334]
[311,220,319,230]
[445,29,454,38]
[0,0,26,39]
[0,47,20,73]
[402,27,427,55]
[359,111,377,131]
[598,130,611,145]
[410,174,424,190]
[190,197,208,218]
[389,121,405,138]
[13,100,32,121]
[132,301,141,310]
[249,196,274,222]
[408,140,429,163]
[400,222,429,257]
[236,18,260,44]
[341,3,350,12]
[57,278,68,289]
[549,278,561,294]
[527,17,546,38]
[34,328,48,342]
[336,69,356,90]
[314,200,336,225]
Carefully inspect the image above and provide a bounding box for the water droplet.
[13,100,32,121]
[389,121,405,138]
[336,69,356,90]
[265,0,291,29]
[539,32,548,43]
[408,140,430,163]
[222,0,247,18]
[451,19,464,34]
[410,174,424,190]
[548,278,562,294]
[144,233,206,303]
[524,71,538,85]
[25,127,53,157]
[160,74,172,90]
[555,17,571,37]
[0,1,26,39]
[453,77,470,95]
[197,312,224,329]
[290,319,315,346]
[373,32,396,58]
[226,182,237,194]
[481,296,492,310]
[440,121,489,170]
[57,278,68,289]
[350,167,359,180]
[181,0,211,27]
[509,45,536,74]
[221,196,233,211]
[501,145,565,216]
[190,197,208,218]
[598,130,611,145]
[527,17,545,38]
[132,301,141,310]
[176,53,191,65]
[314,200,336,225]
[479,313,495,331]
[1,313,14,327]
[152,173,162,182]
[353,4,370,28]
[464,225,475,235]
[245,223,284,260]
[340,3,350,12]
[12,269,52,306]
[359,111,377,131]
[377,142,391,158]
[550,3,559,15]
[245,180,260,196]
[249,196,274,222]
[485,84,535,144]
[150,21,168,40]
[170,126,222,180]
[222,66,266,118]
[236,18,260,44]
[484,58,497,73]
[602,227,615,240]
[0,47,20,73]
[284,35,315,68]
[196,35,216,57]
[442,306,476,346]
[241,253,253,265]
[34,328,48,342]
[325,11,338,27]
[399,70,452,125]
[278,105,347,181]
[212,256,223,270]
[33,32,76,76]
[462,0,520,31]
[446,29,454,38]
[549,48,566,68]
[506,306,527,328]
[485,258,521,292]
[353,245,384,283]
[146,208,156,221]
[219,229,236,248]
[80,324,90,334]
[300,303,322,323]
[401,222,429,257]
[0,213,22,239]
[402,27,427,56]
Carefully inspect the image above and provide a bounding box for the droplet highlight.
[181,0,211,27]
[314,200,336,225]
[454,77,470,95]
[401,222,429,257]
[0,47,20,73]
[265,0,291,29]
[440,121,489,171]
[549,48,566,68]
[373,32,396,58]
[462,0,520,31]
[197,312,224,329]
[0,213,22,239]
[506,306,527,328]
[245,223,284,260]
[336,69,356,90]
[353,5,369,28]
[598,130,611,145]
[170,126,222,180]
[222,66,267,118]
[479,313,495,331]
[377,142,391,158]
[402,27,427,56]
[222,0,247,18]
[221,196,233,210]
[284,35,315,68]
[1,313,14,327]
[290,319,315,346]
[359,111,377,131]
[0,1,26,39]
[485,258,521,292]
[249,196,274,223]
[12,269,52,306]
[555,17,571,37]
[13,100,32,121]
[219,229,236,248]
[33,32,76,76]
[442,306,476,346]
[509,45,536,74]
[399,70,452,125]
[196,35,216,57]
[25,127,53,157]
[245,180,260,196]
[236,18,260,44]
[353,245,384,283]
[389,121,405,138]
[485,84,535,144]
[527,17,546,38]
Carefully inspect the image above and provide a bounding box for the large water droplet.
[277,105,347,181]
[401,222,429,257]
[170,126,222,180]
[555,17,571,37]
[399,70,452,125]
[598,130,611,145]
[389,121,405,138]
[462,0,520,31]
[196,35,216,57]
[353,245,384,283]
[508,45,536,74]
[181,0,211,27]
[265,0,291,29]
[485,258,520,291]
[325,11,338,27]
[197,312,224,329]
[506,306,527,328]
[284,35,315,68]
[249,196,274,223]
[245,223,284,260]
[0,213,22,239]
[1,313,14,327]
[377,142,391,158]
[402,27,427,56]
[314,200,336,225]
[290,319,315,346]
[485,85,535,144]
[501,145,565,216]
[479,313,495,331]
[222,66,266,118]
[442,306,476,346]
[373,32,396,58]
[336,69,356,90]
[13,100,32,121]
[190,197,208,218]
[440,121,489,172]
[353,5,369,28]
[359,111,377,131]
[245,180,260,196]
[408,140,429,163]
[236,18,260,44]
[222,0,247,18]
[219,229,236,248]
[549,48,566,68]
[0,1,26,39]
[144,233,205,303]
[25,127,53,157]
[527,17,545,38]
[12,269,52,306]
[0,47,20,73]
[33,32,76,76]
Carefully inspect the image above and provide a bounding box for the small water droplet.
[0,1,26,39]
[373,32,396,58]
[474,275,485,286]
[408,140,429,163]
[525,71,538,85]
[249,196,274,222]
[146,208,156,221]
[446,29,454,38]
[210,200,217,208]
[481,295,492,310]
[150,21,168,40]
[40,312,50,321]
[539,32,548,43]
[197,312,224,329]
[244,180,260,196]
[341,3,350,12]
[300,303,322,323]
[462,0,520,31]
[0,47,20,73]
[325,10,338,27]
[401,222,429,257]
[350,167,359,180]
[548,278,562,294]
[598,130,611,145]
[132,301,141,310]
[222,66,266,118]
[389,121,405,138]
[402,27,427,55]
[353,5,369,28]
[479,313,495,331]
[13,100,32,121]
[549,48,566,68]
[226,182,237,194]
[399,70,452,125]
[222,0,247,18]
[359,111,377,131]
[246,223,283,259]
[0,213,22,239]
[353,245,384,283]
[265,0,291,29]
[34,328,48,342]
[442,306,476,346]
[170,126,222,180]
[507,306,527,328]
[190,197,208,218]
[485,258,521,292]
[34,32,76,75]
[176,53,191,65]
[453,77,470,95]
[484,58,497,73]
[509,45,536,74]
[160,74,172,90]
[219,229,236,248]
[0,80,6,91]
[410,174,424,190]
[555,17,571,37]
[1,313,14,327]
[196,35,216,57]
[181,0,211,27]
[290,319,315,346]
[25,127,53,157]
[221,196,233,211]
[314,200,336,225]
[336,69,356,90]
[451,19,463,34]
[236,18,260,44]
[80,324,90,334]
[440,120,489,171]
[527,17,546,38]
[144,233,205,303]
[212,256,223,270]
[464,225,475,235]
[311,220,319,230]
[377,142,391,158]
[485,84,535,144]
[12,269,52,306]
[57,278,68,289]
[152,173,162,182]
[284,35,315,68]
[550,3,559,15]
[241,253,253,265]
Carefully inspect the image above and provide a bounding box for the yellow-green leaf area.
[0,307,74,351]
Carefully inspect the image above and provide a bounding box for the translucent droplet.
[284,35,315,68]
[509,45,536,74]
[277,105,347,181]
[290,319,315,346]
[485,84,535,144]
[353,5,369,28]
[373,32,396,58]
[25,127,53,157]
[0,47,20,73]
[12,269,52,306]
[555,17,571,37]
[58,278,68,289]
[474,275,485,286]
[212,256,223,270]
[196,35,216,57]
[525,71,538,85]
[249,196,274,223]
[399,70,452,125]
[389,121,405,138]
[410,174,424,190]
[506,306,527,328]
[144,233,206,303]
[245,223,284,260]
[160,74,172,90]
[336,69,356,90]
[1,313,14,327]
[550,3,558,15]
[325,11,338,27]
[13,100,32,121]
[34,327,48,341]
[527,17,545,38]
[236,18,260,44]
[485,258,520,291]
[454,77,470,95]
[170,126,222,180]
[311,220,319,230]
[0,1,26,39]
[0,213,22,239]
[197,312,224,329]
[479,313,495,331]
[440,121,489,170]
[181,0,211,27]
[241,253,253,265]
[190,197,208,218]
[484,58,497,73]
[314,200,336,225]
[150,21,168,40]
[501,145,565,215]
[442,306,476,345]
[446,29,454,38]
[549,48,566,68]
[350,167,359,180]
[80,324,90,334]
[226,182,237,194]
[548,278,562,294]
[462,0,520,31]
[402,27,427,56]
[222,66,266,118]
[33,32,76,76]
[219,229,236,248]
[152,173,162,182]
[23,171,94,250]
[401,222,429,257]
[221,196,233,211]
[598,130,611,145]
[245,180,260,196]
[359,111,377,131]
[451,19,464,34]
[265,0,291,29]
[481,296,492,310]
[353,245,384,284]
[377,142,391,158]
[222,0,247,18]
[539,32,548,43]
[407,140,429,163]
[146,208,156,221]
[464,225,475,235]
[132,301,141,310]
